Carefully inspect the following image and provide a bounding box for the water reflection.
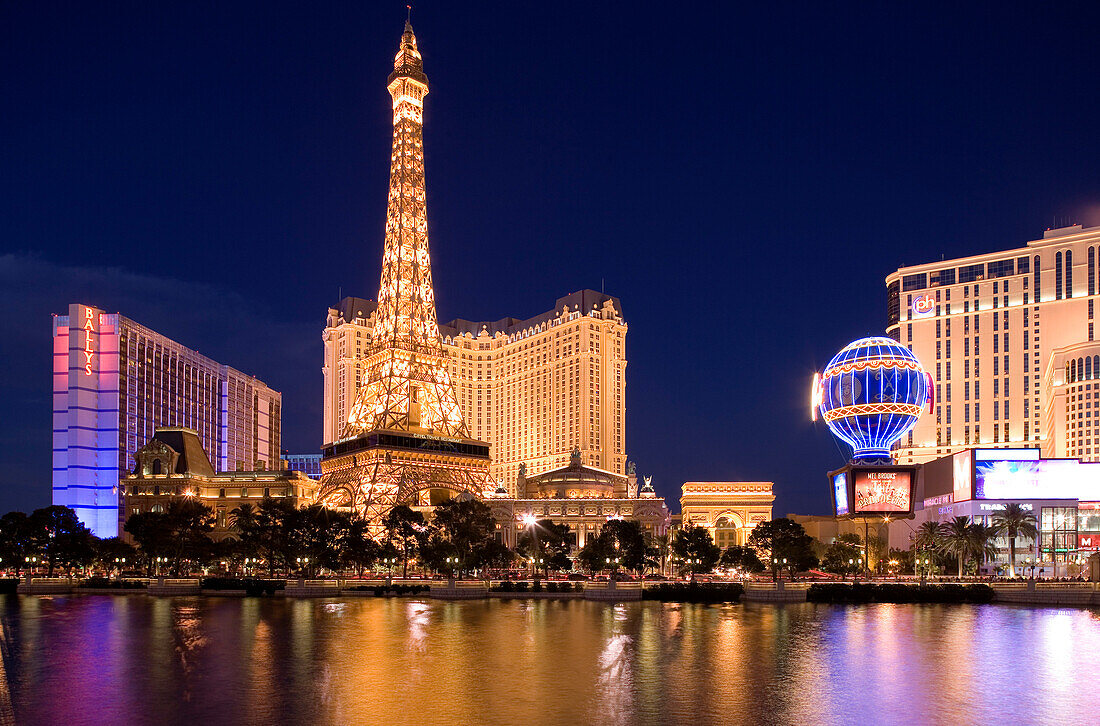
[1,595,1098,724]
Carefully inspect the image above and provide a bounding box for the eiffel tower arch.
[318,20,490,524]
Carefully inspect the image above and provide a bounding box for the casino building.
[487,448,670,549]
[323,291,628,496]
[121,428,316,541]
[886,223,1100,465]
[52,303,281,537]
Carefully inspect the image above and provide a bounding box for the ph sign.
[912,294,935,319]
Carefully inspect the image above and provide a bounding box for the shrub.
[514,581,529,592]
[642,582,744,603]
[532,580,543,593]
[78,577,147,590]
[574,582,585,592]
[0,579,19,594]
[347,584,429,596]
[200,577,284,596]
[805,583,995,604]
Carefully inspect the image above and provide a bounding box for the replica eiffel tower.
[318,19,490,523]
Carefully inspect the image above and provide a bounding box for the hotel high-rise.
[323,290,628,495]
[886,223,1100,465]
[52,303,281,536]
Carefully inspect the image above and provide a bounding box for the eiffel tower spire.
[319,20,489,523]
[344,19,467,439]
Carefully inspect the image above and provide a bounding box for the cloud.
[0,254,321,514]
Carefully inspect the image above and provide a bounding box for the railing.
[586,581,642,591]
[430,580,487,590]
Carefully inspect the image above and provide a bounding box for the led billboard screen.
[852,469,913,514]
[833,472,849,516]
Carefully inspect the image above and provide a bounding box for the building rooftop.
[329,290,623,339]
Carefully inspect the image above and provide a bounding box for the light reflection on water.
[1,595,1098,725]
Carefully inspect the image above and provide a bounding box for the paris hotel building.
[887,223,1100,465]
[322,290,627,495]
[52,303,282,537]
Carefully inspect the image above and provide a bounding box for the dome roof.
[524,447,626,499]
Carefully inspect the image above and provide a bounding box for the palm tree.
[992,503,1039,578]
[912,521,942,575]
[967,522,999,575]
[940,516,973,577]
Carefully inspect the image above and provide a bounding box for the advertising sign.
[953,449,973,502]
[1078,534,1100,551]
[833,472,849,516]
[852,468,914,515]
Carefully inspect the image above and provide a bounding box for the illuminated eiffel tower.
[318,19,490,523]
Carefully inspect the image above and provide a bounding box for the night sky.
[3,2,1100,517]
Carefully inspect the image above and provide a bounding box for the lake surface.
[1,595,1098,725]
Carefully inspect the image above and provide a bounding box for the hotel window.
[1067,250,1074,297]
[1056,251,1064,299]
[960,264,985,284]
[1090,247,1096,296]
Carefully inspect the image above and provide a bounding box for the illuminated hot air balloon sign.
[812,337,932,464]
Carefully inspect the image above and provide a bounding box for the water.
[1,595,1098,725]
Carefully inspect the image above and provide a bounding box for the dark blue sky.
[3,1,1100,516]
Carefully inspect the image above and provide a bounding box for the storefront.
[910,447,1100,575]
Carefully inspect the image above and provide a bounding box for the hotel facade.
[322,290,628,495]
[52,303,281,537]
[886,224,1100,465]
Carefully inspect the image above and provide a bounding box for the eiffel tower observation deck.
[318,19,490,523]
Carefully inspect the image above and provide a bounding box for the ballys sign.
[82,306,95,376]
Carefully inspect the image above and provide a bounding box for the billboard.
[974,458,1100,501]
[952,449,973,502]
[852,468,914,514]
[833,472,849,516]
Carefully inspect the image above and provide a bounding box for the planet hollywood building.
[52,303,281,537]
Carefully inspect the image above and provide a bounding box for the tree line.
[0,501,828,581]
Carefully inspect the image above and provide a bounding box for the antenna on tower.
[406,4,411,22]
